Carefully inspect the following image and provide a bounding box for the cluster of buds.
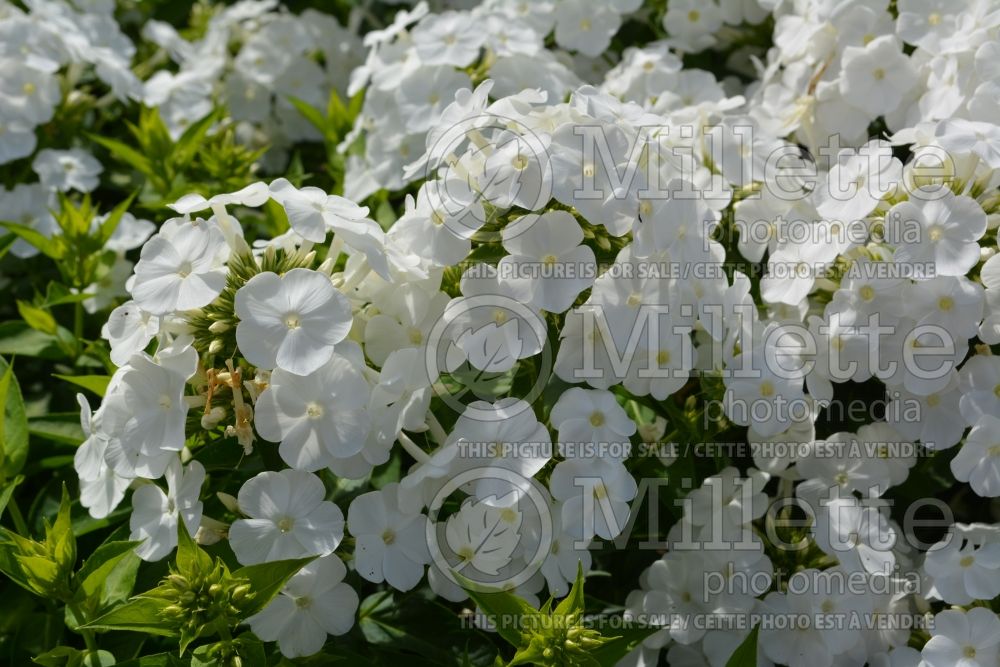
[156,559,253,645]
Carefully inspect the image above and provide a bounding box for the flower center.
[964,646,977,659]
[928,13,941,25]
[295,596,312,609]
[22,82,35,95]
[928,225,944,241]
[284,313,301,329]
[859,285,875,302]
[382,529,396,545]
[579,18,591,31]
[872,68,885,81]
[688,10,700,22]
[158,394,173,410]
[589,411,605,427]
[542,254,558,266]
[277,517,295,533]
[989,444,1000,457]
[993,383,1000,399]
[593,483,608,500]
[960,555,975,568]
[759,381,775,398]
[657,349,671,365]
[177,261,193,278]
[926,394,941,408]
[493,309,507,324]
[835,471,850,486]
[431,210,445,226]
[938,296,954,312]
[820,599,835,613]
[306,402,324,419]
[408,327,424,344]
[511,153,529,170]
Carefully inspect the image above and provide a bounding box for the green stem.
[66,602,99,654]
[7,497,29,536]
[73,301,84,357]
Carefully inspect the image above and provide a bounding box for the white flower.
[550,387,635,458]
[235,269,352,376]
[951,415,1000,498]
[268,178,372,244]
[348,483,431,591]
[813,496,896,576]
[129,458,205,562]
[31,148,103,192]
[886,190,987,278]
[102,301,159,367]
[839,36,917,118]
[411,11,484,67]
[131,221,230,315]
[958,354,1000,426]
[549,457,636,540]
[229,469,345,565]
[924,530,1000,604]
[498,211,596,314]
[921,607,1000,667]
[247,554,358,659]
[106,352,194,479]
[253,355,371,470]
[553,0,621,57]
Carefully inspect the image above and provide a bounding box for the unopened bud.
[208,339,224,355]
[201,406,227,430]
[208,320,230,334]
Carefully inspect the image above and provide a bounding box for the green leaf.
[0,474,23,519]
[54,374,112,397]
[98,192,138,246]
[113,653,188,667]
[33,646,82,667]
[0,357,29,478]
[89,135,153,177]
[287,96,328,137]
[455,572,539,648]
[29,414,86,445]
[75,539,142,604]
[589,622,663,666]
[173,109,221,168]
[46,484,77,576]
[17,300,57,335]
[725,623,759,667]
[553,561,586,619]
[0,320,67,359]
[230,556,314,617]
[175,519,213,574]
[0,221,64,259]
[83,595,177,636]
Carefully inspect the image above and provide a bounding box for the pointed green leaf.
[83,595,178,636]
[53,374,111,397]
[89,134,154,177]
[589,622,663,666]
[0,357,29,478]
[725,623,759,667]
[287,96,328,136]
[0,474,23,519]
[75,539,142,603]
[175,519,213,574]
[553,561,586,619]
[98,192,138,245]
[230,556,315,616]
[0,221,64,259]
[17,301,57,335]
[47,484,77,576]
[454,571,539,648]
